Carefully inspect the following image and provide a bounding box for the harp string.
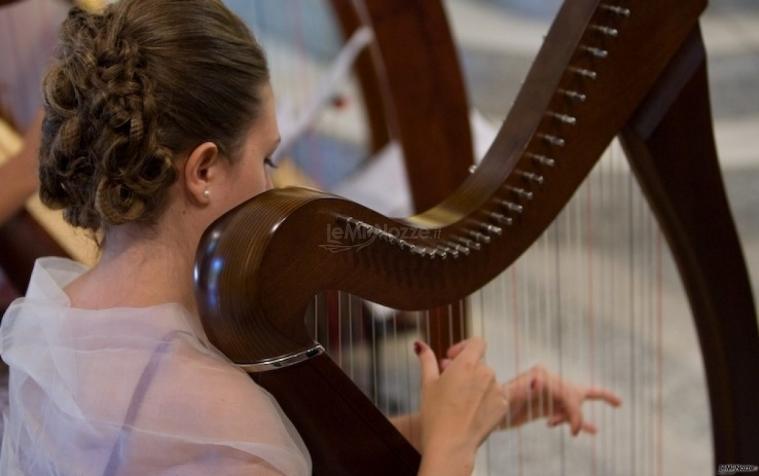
[481,276,492,475]
[596,146,613,474]
[584,145,596,476]
[626,135,637,476]
[610,140,620,472]
[304,145,678,474]
[655,219,663,476]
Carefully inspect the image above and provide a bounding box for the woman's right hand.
[415,337,508,476]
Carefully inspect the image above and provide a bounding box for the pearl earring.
[203,189,210,199]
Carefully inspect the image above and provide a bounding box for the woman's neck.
[65,225,199,314]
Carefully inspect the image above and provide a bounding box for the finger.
[582,421,598,435]
[547,413,567,427]
[456,336,487,364]
[566,401,583,436]
[584,387,623,407]
[446,340,467,359]
[415,340,439,386]
[482,384,510,439]
[440,358,452,372]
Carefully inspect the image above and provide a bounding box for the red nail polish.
[414,341,423,355]
[530,378,537,390]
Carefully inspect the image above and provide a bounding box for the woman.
[0,0,620,474]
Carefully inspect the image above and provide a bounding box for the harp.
[195,0,758,474]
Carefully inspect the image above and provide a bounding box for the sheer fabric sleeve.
[0,261,311,476]
[103,339,313,476]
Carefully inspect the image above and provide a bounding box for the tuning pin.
[547,111,577,125]
[537,133,566,147]
[568,66,598,80]
[379,230,396,243]
[442,246,459,259]
[455,236,481,251]
[557,89,587,102]
[466,230,491,244]
[445,241,469,256]
[526,153,556,167]
[420,246,433,258]
[579,45,609,59]
[409,244,424,256]
[515,170,545,185]
[589,24,619,37]
[500,200,524,214]
[599,4,631,16]
[505,186,534,201]
[490,212,514,227]
[481,223,503,236]
[445,240,471,255]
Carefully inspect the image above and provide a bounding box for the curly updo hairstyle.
[39,0,269,231]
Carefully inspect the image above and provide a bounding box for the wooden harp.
[195,0,758,473]
[209,0,755,473]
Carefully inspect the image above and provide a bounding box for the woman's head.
[39,0,278,239]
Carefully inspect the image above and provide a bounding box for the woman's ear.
[183,142,222,205]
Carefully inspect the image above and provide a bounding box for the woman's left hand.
[498,364,621,436]
[440,342,622,437]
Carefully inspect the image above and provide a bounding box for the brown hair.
[39,0,269,231]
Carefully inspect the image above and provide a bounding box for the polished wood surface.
[329,0,390,156]
[254,353,420,475]
[620,30,758,459]
[195,0,758,470]
[351,0,474,213]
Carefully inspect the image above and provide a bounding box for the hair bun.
[39,0,270,233]
[40,5,176,230]
[95,179,145,225]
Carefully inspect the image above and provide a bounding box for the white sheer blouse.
[0,257,311,475]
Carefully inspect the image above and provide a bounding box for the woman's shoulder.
[2,308,310,475]
[150,343,289,431]
[130,342,311,474]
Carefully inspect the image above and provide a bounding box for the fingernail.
[530,378,537,390]
[414,341,423,355]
